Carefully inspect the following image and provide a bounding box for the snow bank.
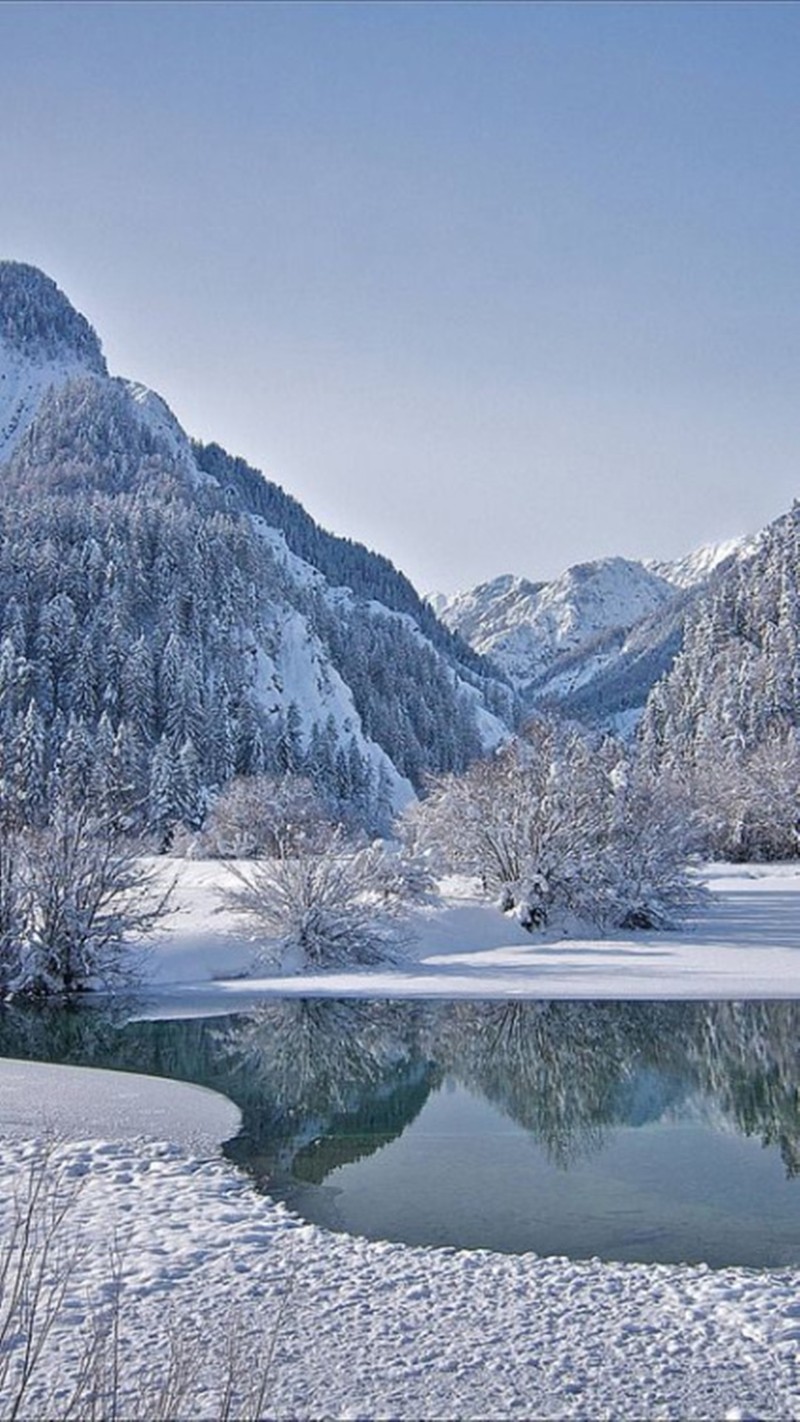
[0,1057,239,1152]
[142,859,800,1005]
[0,1129,797,1420]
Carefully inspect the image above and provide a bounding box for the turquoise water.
[1,998,799,1266]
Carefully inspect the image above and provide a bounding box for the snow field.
[1,1130,798,1420]
[143,859,800,1003]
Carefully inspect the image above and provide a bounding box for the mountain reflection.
[437,1001,642,1167]
[1,997,799,1183]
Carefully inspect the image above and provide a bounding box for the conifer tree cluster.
[639,505,800,859]
[0,262,107,372]
[0,369,507,842]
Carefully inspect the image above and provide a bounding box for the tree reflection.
[214,997,800,1181]
[216,999,422,1115]
[684,1000,800,1177]
[213,999,440,1181]
[436,1000,800,1175]
[436,1001,639,1167]
[1,996,799,1185]
[0,998,137,1065]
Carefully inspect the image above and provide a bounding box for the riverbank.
[2,860,800,1417]
[141,858,800,1005]
[1,1114,798,1420]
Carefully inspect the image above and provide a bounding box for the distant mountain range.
[431,538,757,731]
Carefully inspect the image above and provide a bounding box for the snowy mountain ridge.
[433,536,761,733]
[0,262,509,831]
[646,535,758,590]
[0,262,106,372]
[435,557,677,690]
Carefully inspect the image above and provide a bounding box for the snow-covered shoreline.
[2,860,800,1418]
[0,1057,240,1149]
[1,1120,798,1419]
[141,858,800,1004]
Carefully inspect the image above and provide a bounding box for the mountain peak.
[436,556,675,689]
[646,536,757,589]
[0,262,106,374]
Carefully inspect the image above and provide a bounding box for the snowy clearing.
[140,858,800,1007]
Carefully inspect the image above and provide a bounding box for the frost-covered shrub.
[224,831,417,968]
[0,796,171,998]
[413,719,700,934]
[201,774,334,859]
[663,728,800,863]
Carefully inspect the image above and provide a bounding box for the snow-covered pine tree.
[639,503,800,858]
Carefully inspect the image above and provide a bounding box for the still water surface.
[1,998,798,1267]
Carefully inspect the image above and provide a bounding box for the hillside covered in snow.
[0,263,511,836]
[434,539,755,731]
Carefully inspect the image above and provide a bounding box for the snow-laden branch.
[223,830,429,970]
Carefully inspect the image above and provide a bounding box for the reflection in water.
[437,1001,636,1167]
[215,999,439,1177]
[1,997,799,1262]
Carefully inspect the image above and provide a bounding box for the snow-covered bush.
[201,773,334,859]
[413,719,699,933]
[0,797,172,998]
[224,830,418,969]
[668,727,800,863]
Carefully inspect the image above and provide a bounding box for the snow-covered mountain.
[0,262,510,834]
[0,263,107,463]
[434,540,759,733]
[646,536,757,590]
[435,558,677,690]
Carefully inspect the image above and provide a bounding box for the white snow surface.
[3,861,800,1418]
[0,1057,239,1152]
[0,1129,796,1422]
[142,858,800,1006]
[0,1133,796,1422]
[648,535,759,589]
[437,558,676,688]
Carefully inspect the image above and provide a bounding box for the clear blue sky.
[1,1,798,592]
